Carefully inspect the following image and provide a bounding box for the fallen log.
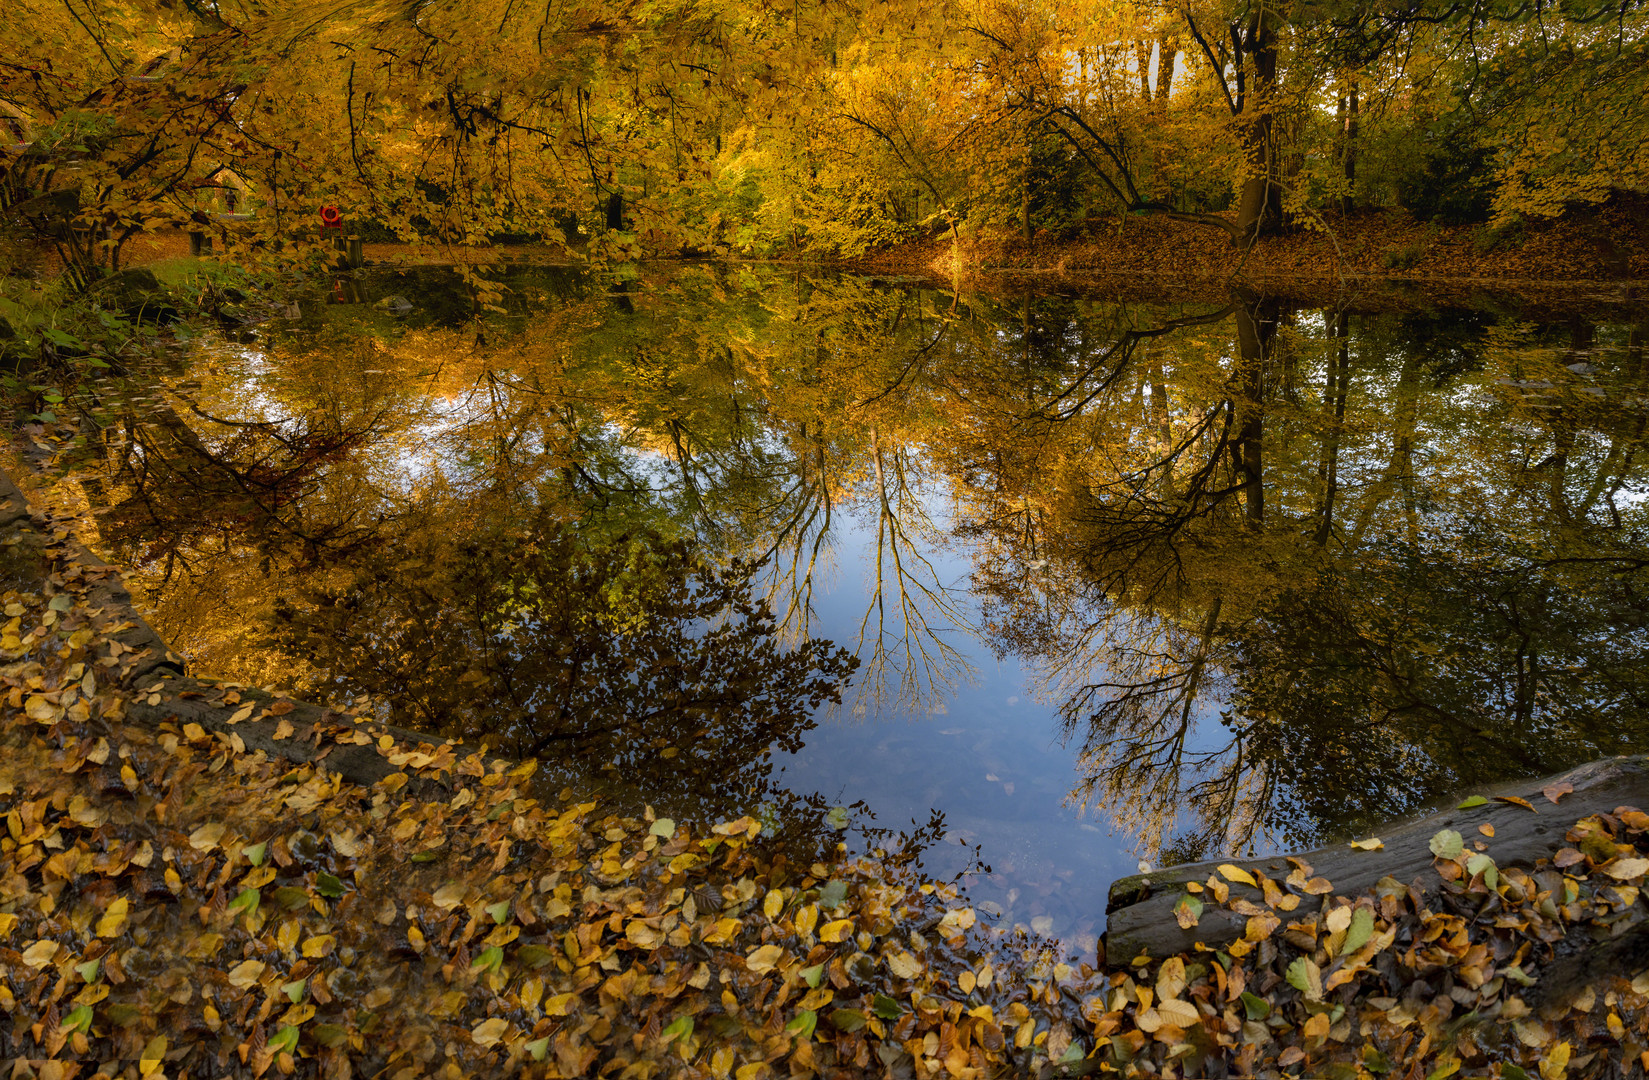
[1104,755,1649,999]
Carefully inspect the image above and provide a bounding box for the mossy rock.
[91,267,179,323]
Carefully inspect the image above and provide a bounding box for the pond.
[55,264,1649,959]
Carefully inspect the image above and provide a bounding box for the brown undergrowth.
[851,195,1649,292]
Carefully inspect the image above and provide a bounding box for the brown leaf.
[1542,782,1574,805]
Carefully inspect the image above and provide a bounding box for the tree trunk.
[1314,312,1351,544]
[1233,13,1282,245]
[1155,37,1175,107]
[1135,40,1152,103]
[1232,296,1277,524]
[1341,78,1358,216]
[605,191,624,230]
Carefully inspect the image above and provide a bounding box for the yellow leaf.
[228,959,266,989]
[746,944,784,973]
[1348,837,1384,851]
[432,882,469,910]
[1156,998,1199,1028]
[626,921,662,949]
[887,951,923,980]
[938,907,976,934]
[543,992,578,1016]
[301,934,336,958]
[1540,1041,1572,1080]
[703,917,742,944]
[95,897,129,938]
[189,822,227,852]
[820,919,855,943]
[140,1035,167,1076]
[794,904,818,938]
[763,889,784,920]
[1605,858,1649,881]
[1217,864,1256,887]
[21,940,59,969]
[1156,957,1186,1000]
[472,1017,509,1047]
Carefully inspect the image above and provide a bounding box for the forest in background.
[1,0,1647,281]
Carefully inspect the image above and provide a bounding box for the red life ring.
[320,205,342,228]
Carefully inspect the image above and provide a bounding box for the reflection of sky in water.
[768,510,1137,956]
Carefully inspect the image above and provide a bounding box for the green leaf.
[525,1036,549,1061]
[1457,795,1489,809]
[61,1005,94,1034]
[1286,957,1323,1001]
[516,944,554,968]
[1466,852,1498,890]
[1429,829,1464,859]
[649,818,676,839]
[471,946,504,974]
[105,1003,144,1028]
[227,887,260,916]
[1059,1043,1085,1064]
[244,841,268,866]
[282,979,306,1003]
[316,873,346,898]
[825,806,849,830]
[411,851,442,863]
[75,959,100,983]
[1341,907,1375,955]
[268,1025,300,1054]
[485,900,511,924]
[661,1016,693,1043]
[786,1010,818,1039]
[1362,1046,1394,1074]
[871,993,902,1019]
[829,1008,866,1032]
[819,880,848,909]
[273,886,310,911]
[800,964,824,989]
[1500,1067,1528,1080]
[311,1024,348,1048]
[47,594,73,612]
[1239,992,1270,1020]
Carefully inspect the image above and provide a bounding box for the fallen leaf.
[1604,858,1649,881]
[1494,795,1538,813]
[1543,782,1575,805]
[745,944,784,973]
[472,1018,509,1047]
[228,959,265,989]
[1348,837,1384,851]
[1430,829,1465,859]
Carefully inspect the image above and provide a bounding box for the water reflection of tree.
[967,298,1649,858]
[268,511,858,827]
[62,267,1649,864]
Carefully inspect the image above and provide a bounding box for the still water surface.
[67,265,1649,956]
